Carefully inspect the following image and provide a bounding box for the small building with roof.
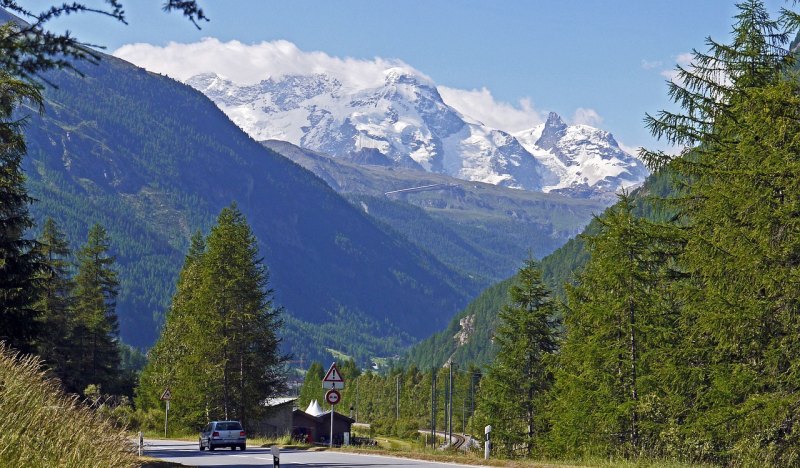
[291,406,354,445]
[252,396,298,436]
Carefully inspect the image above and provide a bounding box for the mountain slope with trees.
[263,139,607,286]
[404,168,676,370]
[18,50,481,364]
[408,2,800,465]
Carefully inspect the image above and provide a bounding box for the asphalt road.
[144,439,486,467]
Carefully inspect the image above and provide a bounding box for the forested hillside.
[405,168,678,369]
[263,140,606,286]
[19,52,481,364]
[405,3,800,465]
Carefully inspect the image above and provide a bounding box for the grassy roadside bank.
[0,345,138,467]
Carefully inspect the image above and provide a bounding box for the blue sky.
[40,0,791,151]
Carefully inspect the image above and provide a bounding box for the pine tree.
[639,1,800,463]
[138,207,287,431]
[72,223,121,394]
[642,0,795,169]
[476,259,558,458]
[0,72,44,354]
[202,203,287,428]
[137,230,214,426]
[298,361,325,408]
[547,194,682,457]
[34,217,75,385]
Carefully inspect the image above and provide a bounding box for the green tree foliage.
[0,70,43,354]
[71,223,121,394]
[137,230,212,426]
[138,206,288,431]
[204,204,287,428]
[533,2,800,464]
[548,195,682,457]
[635,2,800,464]
[475,259,558,458]
[0,1,206,81]
[34,217,75,382]
[298,361,325,409]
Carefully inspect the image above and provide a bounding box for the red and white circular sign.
[325,389,341,405]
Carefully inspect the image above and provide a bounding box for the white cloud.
[660,52,693,82]
[641,59,663,70]
[617,140,642,157]
[437,86,545,132]
[571,107,603,127]
[113,38,429,89]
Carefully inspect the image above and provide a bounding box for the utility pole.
[430,368,436,448]
[396,374,400,420]
[448,363,453,446]
[470,373,475,420]
[355,378,359,423]
[462,397,466,435]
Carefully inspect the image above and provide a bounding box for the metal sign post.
[322,362,345,447]
[160,388,172,438]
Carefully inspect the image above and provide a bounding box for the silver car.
[199,420,247,451]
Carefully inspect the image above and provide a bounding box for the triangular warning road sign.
[323,362,344,383]
[160,388,172,401]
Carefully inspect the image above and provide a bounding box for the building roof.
[262,396,298,407]
[292,408,355,424]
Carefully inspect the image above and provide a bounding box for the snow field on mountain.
[186,67,648,198]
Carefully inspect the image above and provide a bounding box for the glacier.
[186,68,648,199]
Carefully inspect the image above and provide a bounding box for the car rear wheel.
[208,440,215,451]
[199,440,205,451]
[241,444,247,451]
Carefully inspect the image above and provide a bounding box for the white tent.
[305,399,324,416]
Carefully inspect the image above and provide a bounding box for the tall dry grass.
[0,343,139,467]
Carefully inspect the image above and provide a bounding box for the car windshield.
[217,422,242,431]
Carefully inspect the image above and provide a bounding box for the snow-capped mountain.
[186,70,647,198]
[515,112,650,197]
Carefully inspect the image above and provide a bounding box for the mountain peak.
[536,112,568,150]
[545,111,566,128]
[383,67,434,88]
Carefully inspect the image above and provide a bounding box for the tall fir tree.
[34,217,76,386]
[548,194,682,457]
[475,258,558,458]
[0,72,44,354]
[202,203,287,428]
[138,206,287,431]
[137,230,214,426]
[638,1,800,464]
[72,223,121,394]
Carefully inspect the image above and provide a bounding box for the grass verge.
[0,343,139,467]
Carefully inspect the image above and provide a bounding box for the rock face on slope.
[187,70,647,198]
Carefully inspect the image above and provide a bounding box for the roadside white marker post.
[271,445,280,467]
[138,431,143,456]
[322,362,345,448]
[484,425,492,460]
